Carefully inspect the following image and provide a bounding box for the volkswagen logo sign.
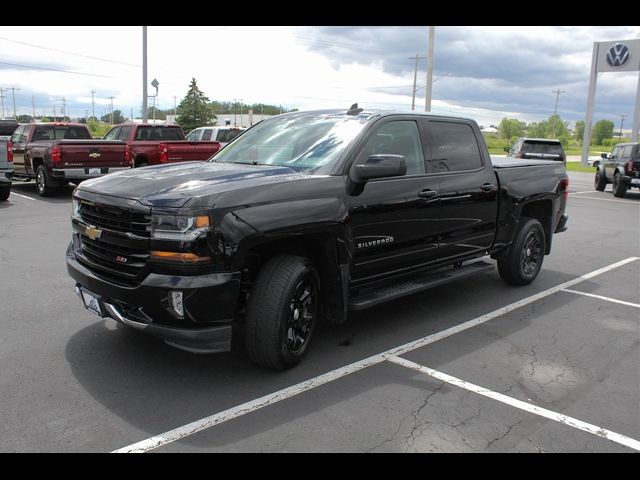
[606,43,630,67]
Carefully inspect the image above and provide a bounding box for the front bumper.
[66,244,241,353]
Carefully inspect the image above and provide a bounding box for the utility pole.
[109,96,115,124]
[173,95,177,116]
[618,114,627,140]
[10,87,20,119]
[32,96,36,121]
[0,87,5,119]
[233,99,237,125]
[552,89,566,116]
[85,109,88,122]
[425,26,435,112]
[61,97,66,121]
[239,98,243,126]
[53,103,56,121]
[130,107,133,122]
[91,89,96,120]
[142,26,148,123]
[410,54,426,111]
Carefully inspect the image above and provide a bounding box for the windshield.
[211,112,371,174]
[523,141,564,156]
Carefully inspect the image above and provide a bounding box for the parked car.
[8,123,130,196]
[67,108,568,369]
[0,119,19,137]
[0,133,11,201]
[594,142,640,197]
[185,126,247,148]
[506,138,566,163]
[103,124,221,168]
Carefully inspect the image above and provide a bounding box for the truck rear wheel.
[497,217,545,286]
[244,255,319,370]
[612,174,627,198]
[35,165,56,197]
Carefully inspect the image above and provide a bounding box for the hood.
[78,161,305,208]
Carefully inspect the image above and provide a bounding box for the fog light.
[170,291,184,318]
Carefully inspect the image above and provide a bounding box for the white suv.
[185,126,247,147]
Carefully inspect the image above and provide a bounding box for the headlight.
[151,214,210,240]
[72,197,81,219]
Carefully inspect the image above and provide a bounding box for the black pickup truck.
[66,109,569,369]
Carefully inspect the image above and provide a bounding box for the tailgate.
[59,140,127,167]
[166,141,220,162]
[0,140,9,170]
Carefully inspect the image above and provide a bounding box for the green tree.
[17,114,33,123]
[499,118,525,142]
[591,119,614,145]
[100,110,125,124]
[527,121,547,138]
[547,114,568,139]
[574,120,585,141]
[176,78,214,132]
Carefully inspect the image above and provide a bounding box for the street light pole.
[425,26,435,112]
[142,26,148,123]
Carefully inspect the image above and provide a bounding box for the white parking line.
[385,355,640,452]
[569,194,639,205]
[112,256,639,453]
[569,190,597,194]
[9,192,36,201]
[562,289,640,308]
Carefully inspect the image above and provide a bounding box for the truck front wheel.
[497,217,545,286]
[594,170,607,191]
[244,255,320,370]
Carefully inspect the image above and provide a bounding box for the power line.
[0,36,140,67]
[0,61,114,78]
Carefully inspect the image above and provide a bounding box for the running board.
[348,261,494,311]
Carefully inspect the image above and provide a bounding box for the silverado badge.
[85,226,103,240]
[89,152,101,159]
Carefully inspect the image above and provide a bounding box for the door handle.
[418,189,438,199]
[480,183,496,192]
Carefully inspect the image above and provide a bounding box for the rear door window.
[201,129,213,141]
[621,145,633,159]
[117,126,132,141]
[428,121,482,172]
[217,129,244,143]
[103,127,120,140]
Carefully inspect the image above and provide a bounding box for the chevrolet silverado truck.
[594,142,640,197]
[0,137,12,200]
[103,123,221,168]
[67,108,569,369]
[8,123,130,196]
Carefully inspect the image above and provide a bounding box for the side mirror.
[503,146,510,153]
[600,153,609,159]
[347,154,407,195]
[350,154,407,184]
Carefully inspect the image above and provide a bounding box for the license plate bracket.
[80,288,105,317]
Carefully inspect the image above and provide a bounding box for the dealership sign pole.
[582,39,640,164]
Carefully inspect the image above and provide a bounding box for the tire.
[244,255,320,370]
[35,165,56,197]
[594,170,606,191]
[612,174,627,198]
[136,161,149,168]
[0,187,9,201]
[497,217,546,286]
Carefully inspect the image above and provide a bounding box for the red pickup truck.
[9,123,130,196]
[103,124,221,168]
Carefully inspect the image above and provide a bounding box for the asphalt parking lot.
[0,170,638,452]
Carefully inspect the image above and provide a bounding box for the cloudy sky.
[0,25,639,127]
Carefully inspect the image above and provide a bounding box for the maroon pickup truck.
[103,123,221,168]
[9,123,130,196]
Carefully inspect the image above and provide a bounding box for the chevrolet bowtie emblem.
[89,152,101,158]
[85,226,103,240]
